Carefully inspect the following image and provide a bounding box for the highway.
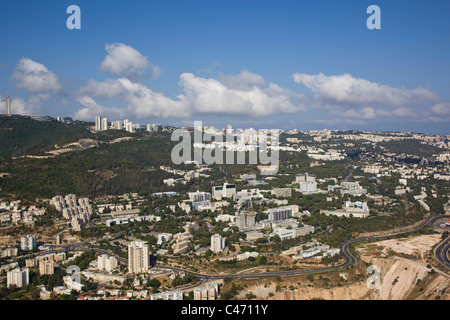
[52,214,450,284]
[434,235,450,269]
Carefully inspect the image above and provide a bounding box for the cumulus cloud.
[180,72,305,117]
[75,71,306,119]
[292,72,439,108]
[12,58,62,93]
[219,70,266,90]
[431,102,450,116]
[119,78,189,118]
[100,43,160,81]
[74,96,125,120]
[78,79,128,98]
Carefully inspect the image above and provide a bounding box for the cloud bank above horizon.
[3,43,450,128]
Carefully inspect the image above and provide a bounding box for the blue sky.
[0,0,449,134]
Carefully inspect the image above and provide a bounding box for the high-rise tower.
[6,97,11,115]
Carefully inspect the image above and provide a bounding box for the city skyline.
[1,0,449,135]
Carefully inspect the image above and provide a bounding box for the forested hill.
[0,115,92,159]
[0,116,178,199]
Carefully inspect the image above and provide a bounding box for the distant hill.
[380,139,442,157]
[0,115,92,160]
[0,116,177,199]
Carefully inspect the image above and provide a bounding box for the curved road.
[55,214,450,283]
[434,235,450,269]
[153,214,450,280]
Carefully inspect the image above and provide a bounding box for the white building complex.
[50,194,93,231]
[212,183,236,200]
[194,282,219,300]
[323,201,370,218]
[150,291,184,300]
[297,173,318,194]
[97,254,118,273]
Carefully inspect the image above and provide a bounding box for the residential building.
[64,275,84,291]
[101,117,108,131]
[267,205,299,221]
[97,254,118,272]
[194,282,219,300]
[150,291,184,300]
[210,234,226,253]
[95,116,101,131]
[188,191,211,202]
[20,235,36,251]
[39,260,54,275]
[128,240,149,274]
[7,268,29,288]
[272,188,292,198]
[235,211,256,229]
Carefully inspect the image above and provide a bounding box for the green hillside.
[0,115,92,159]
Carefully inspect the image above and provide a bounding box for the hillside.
[0,116,178,199]
[0,115,92,159]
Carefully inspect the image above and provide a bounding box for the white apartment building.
[210,234,226,253]
[97,254,118,272]
[20,235,36,251]
[267,205,299,221]
[95,116,101,131]
[194,282,219,300]
[39,260,54,275]
[7,267,29,288]
[101,117,108,131]
[235,211,256,230]
[128,240,149,274]
[63,275,84,292]
[150,291,184,300]
[188,191,212,202]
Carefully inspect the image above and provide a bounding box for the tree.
[258,256,267,265]
[147,278,161,289]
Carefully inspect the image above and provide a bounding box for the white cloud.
[431,102,450,116]
[180,72,305,117]
[119,78,189,118]
[74,96,125,121]
[341,106,416,120]
[100,43,160,80]
[391,107,417,118]
[75,71,305,120]
[312,118,368,126]
[292,72,439,108]
[12,58,61,93]
[78,79,128,98]
[219,70,266,90]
